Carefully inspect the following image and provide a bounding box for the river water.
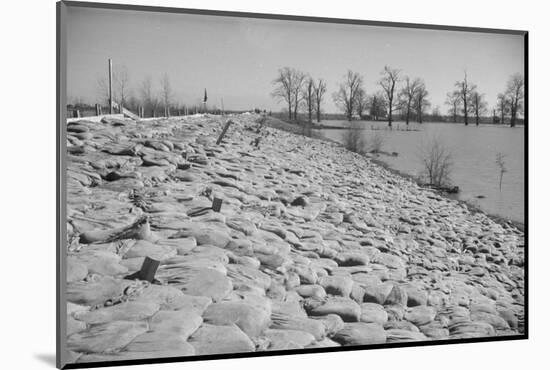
[317,120,525,224]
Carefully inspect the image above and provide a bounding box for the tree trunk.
[453,105,457,123]
[316,101,321,122]
[288,102,292,120]
[463,98,468,125]
[388,98,393,127]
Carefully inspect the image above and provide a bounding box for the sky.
[66,6,525,114]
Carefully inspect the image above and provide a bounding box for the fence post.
[212,198,223,212]
[72,109,80,118]
[216,120,233,145]
[124,256,160,283]
[108,58,113,114]
[95,104,101,116]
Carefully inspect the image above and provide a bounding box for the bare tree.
[313,78,327,123]
[445,91,461,123]
[455,71,476,125]
[355,88,368,119]
[368,92,386,121]
[505,73,525,127]
[333,70,364,121]
[114,65,130,108]
[471,91,487,126]
[341,121,366,153]
[379,66,401,127]
[271,67,294,120]
[291,70,306,120]
[420,136,453,187]
[160,73,173,117]
[399,77,421,125]
[414,82,430,123]
[140,76,158,117]
[367,131,385,154]
[127,94,140,112]
[302,76,315,123]
[496,93,510,125]
[496,152,507,191]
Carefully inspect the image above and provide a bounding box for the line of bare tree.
[273,66,524,128]
[495,73,525,127]
[273,65,432,128]
[94,64,221,118]
[271,67,328,124]
[446,71,524,127]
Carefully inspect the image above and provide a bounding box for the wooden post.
[108,58,113,114]
[124,256,160,283]
[95,104,101,116]
[72,109,80,118]
[212,198,223,212]
[216,120,233,145]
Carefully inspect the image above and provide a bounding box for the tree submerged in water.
[496,152,507,191]
[419,135,453,187]
[341,121,366,154]
[368,131,385,154]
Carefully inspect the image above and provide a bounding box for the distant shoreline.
[271,116,525,129]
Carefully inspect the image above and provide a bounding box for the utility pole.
[108,58,113,114]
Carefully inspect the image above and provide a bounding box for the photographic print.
[57,1,527,368]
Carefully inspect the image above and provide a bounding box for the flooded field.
[319,120,525,223]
